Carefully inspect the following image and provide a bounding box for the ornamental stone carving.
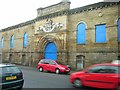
[35,19,64,34]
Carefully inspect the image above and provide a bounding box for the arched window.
[77,23,86,44]
[23,33,28,47]
[118,18,120,42]
[10,35,14,48]
[1,37,4,48]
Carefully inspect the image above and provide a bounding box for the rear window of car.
[39,60,44,63]
[40,59,49,64]
[0,66,21,74]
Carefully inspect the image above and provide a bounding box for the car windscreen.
[0,66,21,74]
[56,61,64,65]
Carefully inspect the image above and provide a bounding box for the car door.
[83,65,110,88]
[42,60,50,71]
[49,61,57,72]
[100,66,120,89]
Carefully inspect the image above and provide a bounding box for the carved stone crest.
[35,19,64,34]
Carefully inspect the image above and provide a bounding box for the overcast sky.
[0,0,105,30]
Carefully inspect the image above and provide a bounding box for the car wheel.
[73,79,83,88]
[55,69,60,74]
[39,67,43,72]
[17,86,23,90]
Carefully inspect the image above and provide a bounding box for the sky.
[0,0,105,30]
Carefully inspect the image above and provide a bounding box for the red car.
[70,63,120,90]
[37,59,70,74]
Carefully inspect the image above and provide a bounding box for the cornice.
[1,19,36,32]
[69,2,119,15]
[36,10,69,22]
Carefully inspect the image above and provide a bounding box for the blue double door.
[44,42,57,60]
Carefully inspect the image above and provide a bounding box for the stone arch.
[76,21,87,29]
[40,35,62,51]
[37,34,63,59]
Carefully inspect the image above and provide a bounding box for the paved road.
[17,65,108,90]
[18,65,73,88]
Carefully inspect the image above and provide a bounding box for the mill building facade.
[0,0,120,70]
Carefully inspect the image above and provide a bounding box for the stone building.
[0,0,120,70]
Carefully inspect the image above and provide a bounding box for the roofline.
[69,2,119,15]
[0,2,119,32]
[37,2,71,11]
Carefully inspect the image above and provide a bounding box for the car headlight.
[60,67,65,70]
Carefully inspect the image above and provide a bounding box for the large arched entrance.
[44,42,57,60]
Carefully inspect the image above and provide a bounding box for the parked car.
[55,60,71,70]
[37,59,70,74]
[0,63,24,90]
[69,63,120,90]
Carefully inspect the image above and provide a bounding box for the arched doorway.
[44,42,57,60]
